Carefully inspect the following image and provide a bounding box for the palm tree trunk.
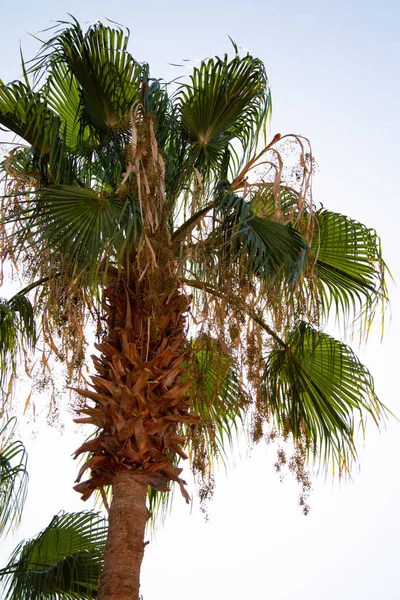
[98,470,150,600]
[73,273,199,595]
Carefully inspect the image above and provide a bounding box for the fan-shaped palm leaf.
[177,50,270,178]
[0,81,85,188]
[263,321,385,471]
[146,335,248,526]
[0,81,60,156]
[214,183,306,280]
[0,511,107,600]
[4,185,142,287]
[188,335,248,457]
[46,62,86,151]
[0,418,28,538]
[0,294,35,390]
[37,20,143,132]
[312,209,388,321]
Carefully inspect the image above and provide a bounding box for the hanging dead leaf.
[23,393,31,415]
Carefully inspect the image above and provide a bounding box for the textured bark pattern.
[97,470,150,600]
[73,283,199,501]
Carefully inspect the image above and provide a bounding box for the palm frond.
[7,294,36,346]
[147,336,248,526]
[35,20,143,132]
[0,418,28,539]
[3,185,142,287]
[46,62,86,151]
[216,183,306,280]
[177,51,270,179]
[263,321,385,471]
[188,334,248,459]
[0,83,85,189]
[0,511,107,600]
[0,295,36,391]
[0,81,59,153]
[251,184,301,221]
[312,209,388,323]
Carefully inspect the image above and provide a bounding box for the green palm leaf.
[38,20,143,131]
[216,184,305,280]
[0,81,60,155]
[46,63,85,151]
[251,184,301,220]
[249,215,306,280]
[189,335,248,457]
[312,209,388,320]
[0,418,28,539]
[4,185,142,285]
[0,295,36,390]
[177,50,270,178]
[263,321,385,470]
[0,81,79,185]
[0,511,107,599]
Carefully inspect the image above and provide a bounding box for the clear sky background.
[0,1,399,599]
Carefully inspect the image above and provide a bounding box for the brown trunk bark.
[98,471,150,600]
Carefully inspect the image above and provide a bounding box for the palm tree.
[0,17,388,599]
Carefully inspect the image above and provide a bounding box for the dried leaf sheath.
[73,283,199,503]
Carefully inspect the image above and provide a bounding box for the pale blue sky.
[0,1,399,599]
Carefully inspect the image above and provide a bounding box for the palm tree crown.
[0,17,389,599]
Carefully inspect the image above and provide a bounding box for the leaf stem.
[10,273,61,299]
[172,202,214,247]
[180,277,287,348]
